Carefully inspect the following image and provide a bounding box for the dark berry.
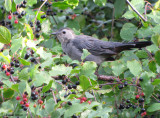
[18,14,22,18]
[21,11,26,16]
[68,84,72,89]
[126,99,130,103]
[132,105,137,109]
[126,105,130,109]
[68,101,72,105]
[10,70,14,74]
[29,22,33,27]
[13,11,19,15]
[138,98,145,103]
[72,91,76,94]
[24,91,28,95]
[41,15,46,19]
[15,63,20,67]
[119,104,125,109]
[36,20,40,25]
[118,84,124,89]
[36,28,41,32]
[141,108,146,113]
[1,6,4,10]
[31,85,35,90]
[60,10,63,13]
[28,78,32,83]
[124,81,128,86]
[24,53,30,59]
[72,84,77,89]
[72,115,78,118]
[35,33,40,38]
[9,25,12,28]
[75,81,80,85]
[139,77,143,82]
[66,16,69,20]
[64,94,68,98]
[129,103,132,107]
[30,58,36,62]
[56,98,61,103]
[23,106,27,111]
[158,95,160,99]
[45,2,49,6]
[31,92,35,96]
[23,0,27,4]
[7,21,11,25]
[62,80,66,84]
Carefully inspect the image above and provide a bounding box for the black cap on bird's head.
[52,27,75,43]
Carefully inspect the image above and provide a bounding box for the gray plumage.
[53,28,152,65]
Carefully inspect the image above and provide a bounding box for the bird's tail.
[127,41,152,48]
[116,41,152,52]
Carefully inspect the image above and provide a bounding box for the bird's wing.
[72,35,124,56]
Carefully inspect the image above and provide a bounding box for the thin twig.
[52,90,57,104]
[110,8,115,40]
[52,15,58,25]
[34,0,48,26]
[10,75,33,118]
[88,78,97,101]
[126,0,147,22]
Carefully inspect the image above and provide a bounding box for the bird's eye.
[62,31,66,34]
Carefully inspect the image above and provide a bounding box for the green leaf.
[49,65,72,76]
[93,0,106,6]
[45,98,55,113]
[41,19,51,34]
[79,61,97,80]
[66,20,80,30]
[80,75,91,91]
[114,0,126,19]
[136,50,148,59]
[27,0,37,6]
[10,37,22,53]
[37,47,52,60]
[14,0,23,4]
[81,49,90,61]
[155,50,160,66]
[42,80,53,93]
[137,27,153,38]
[152,79,160,85]
[3,88,14,99]
[147,103,160,112]
[33,71,52,86]
[67,0,79,7]
[0,26,11,44]
[64,103,86,118]
[127,59,142,76]
[19,58,31,66]
[120,23,137,41]
[111,61,126,76]
[148,60,157,73]
[53,1,72,10]
[151,34,160,47]
[19,68,29,80]
[5,0,12,12]
[11,84,19,92]
[0,52,10,63]
[25,24,34,40]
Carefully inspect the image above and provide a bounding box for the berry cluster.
[16,92,29,111]
[1,59,20,77]
[24,49,37,64]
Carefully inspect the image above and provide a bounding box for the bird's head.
[52,28,75,43]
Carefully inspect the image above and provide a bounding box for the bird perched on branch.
[52,28,152,65]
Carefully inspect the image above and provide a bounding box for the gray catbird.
[52,28,152,65]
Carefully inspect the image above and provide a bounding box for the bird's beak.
[51,32,57,35]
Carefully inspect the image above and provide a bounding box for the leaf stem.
[126,0,147,22]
